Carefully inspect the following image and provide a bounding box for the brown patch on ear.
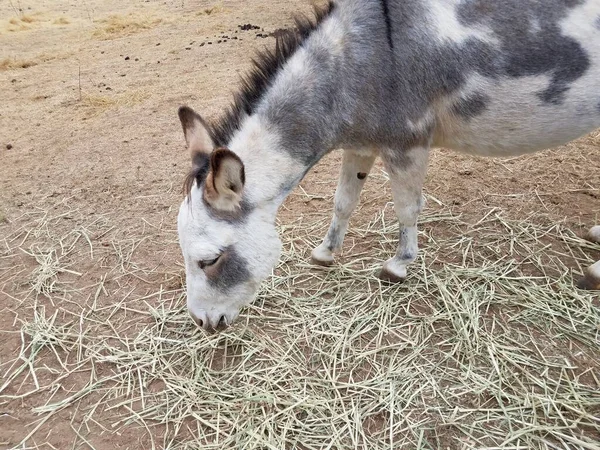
[210,148,245,191]
[178,105,214,154]
[203,148,245,212]
[203,171,217,198]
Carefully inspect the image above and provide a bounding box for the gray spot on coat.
[457,0,590,104]
[452,93,489,120]
[205,246,251,292]
[203,197,254,223]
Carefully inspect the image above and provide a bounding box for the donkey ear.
[178,106,214,154]
[204,148,245,211]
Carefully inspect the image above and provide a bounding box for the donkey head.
[177,106,282,330]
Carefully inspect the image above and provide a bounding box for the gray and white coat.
[177,0,600,329]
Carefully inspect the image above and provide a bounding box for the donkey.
[177,0,600,330]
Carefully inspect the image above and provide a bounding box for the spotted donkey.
[177,0,600,329]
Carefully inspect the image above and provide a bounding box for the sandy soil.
[0,0,599,448]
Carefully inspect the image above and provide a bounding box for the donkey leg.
[311,149,376,266]
[577,226,600,290]
[379,147,430,283]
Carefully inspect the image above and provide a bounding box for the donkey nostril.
[191,315,204,329]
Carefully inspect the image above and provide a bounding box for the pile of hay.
[1,180,599,449]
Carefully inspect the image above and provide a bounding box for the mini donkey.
[177,0,600,329]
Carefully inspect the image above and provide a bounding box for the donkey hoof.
[379,268,406,283]
[577,263,600,290]
[577,275,600,290]
[587,226,600,243]
[379,260,408,283]
[577,261,600,290]
[311,245,335,267]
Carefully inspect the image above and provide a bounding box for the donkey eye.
[198,255,220,270]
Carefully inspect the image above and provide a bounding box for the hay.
[92,14,164,39]
[1,184,599,449]
[19,15,41,24]
[0,57,39,70]
[80,91,150,113]
[2,12,65,33]
[0,53,69,71]
[53,17,71,25]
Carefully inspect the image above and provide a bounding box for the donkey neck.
[229,26,345,208]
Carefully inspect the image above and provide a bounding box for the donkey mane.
[211,1,336,147]
[183,1,336,197]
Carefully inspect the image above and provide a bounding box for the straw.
[1,183,599,449]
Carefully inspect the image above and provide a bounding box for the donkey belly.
[425,0,600,157]
[434,75,600,157]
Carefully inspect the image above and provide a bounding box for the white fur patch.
[436,72,600,156]
[320,16,345,55]
[227,115,302,205]
[407,110,435,134]
[426,0,499,46]
[560,0,600,94]
[530,18,542,34]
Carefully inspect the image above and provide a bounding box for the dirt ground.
[1,0,599,449]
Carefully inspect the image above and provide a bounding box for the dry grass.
[1,171,599,449]
[0,53,71,71]
[19,15,41,24]
[5,20,31,32]
[2,13,61,33]
[92,13,164,39]
[0,57,38,70]
[53,17,70,25]
[79,90,150,113]
[196,6,228,16]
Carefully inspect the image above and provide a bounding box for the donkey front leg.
[379,147,430,282]
[311,149,376,266]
